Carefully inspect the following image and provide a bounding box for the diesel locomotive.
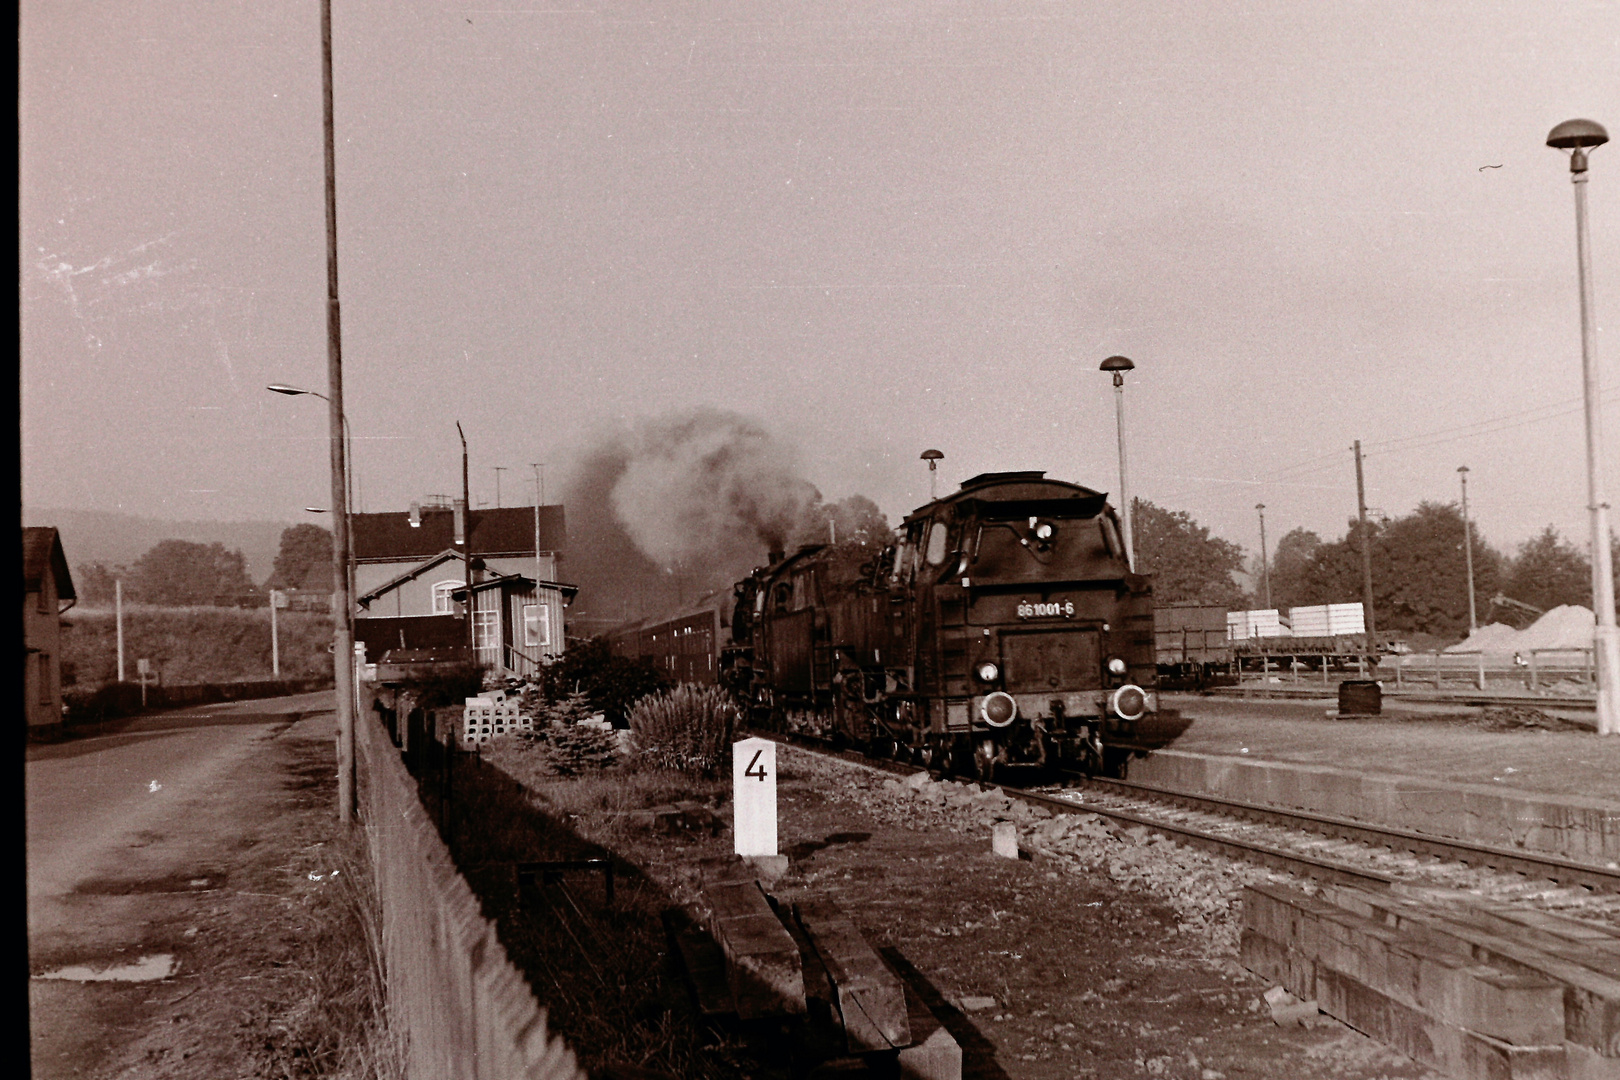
[611,471,1158,779]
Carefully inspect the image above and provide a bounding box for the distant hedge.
[62,604,335,690]
[64,675,335,725]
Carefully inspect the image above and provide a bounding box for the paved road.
[26,691,336,1076]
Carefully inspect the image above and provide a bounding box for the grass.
[239,827,405,1080]
[425,739,758,1079]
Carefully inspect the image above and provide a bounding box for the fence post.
[1477,652,1485,691]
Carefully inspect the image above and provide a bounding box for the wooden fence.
[358,705,586,1080]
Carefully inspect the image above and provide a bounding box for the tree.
[1504,526,1591,615]
[1130,498,1247,607]
[1375,501,1501,638]
[1268,528,1323,611]
[130,540,259,607]
[75,562,123,605]
[265,524,334,592]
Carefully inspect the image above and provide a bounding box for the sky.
[20,0,1620,569]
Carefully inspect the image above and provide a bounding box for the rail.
[756,731,1620,897]
[1058,774,1620,894]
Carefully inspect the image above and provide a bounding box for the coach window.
[924,520,950,566]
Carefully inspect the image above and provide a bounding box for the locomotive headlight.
[1107,657,1128,676]
[980,691,1017,727]
[975,661,1000,683]
[1110,684,1148,722]
[1033,522,1054,541]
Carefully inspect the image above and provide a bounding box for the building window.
[523,604,549,648]
[432,580,461,614]
[473,609,499,650]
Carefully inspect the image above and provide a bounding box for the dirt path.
[27,694,375,1079]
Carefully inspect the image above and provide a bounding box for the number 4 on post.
[745,749,768,781]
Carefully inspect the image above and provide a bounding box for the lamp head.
[920,448,943,471]
[1547,119,1609,150]
[267,383,312,396]
[1548,119,1608,173]
[1100,355,1134,387]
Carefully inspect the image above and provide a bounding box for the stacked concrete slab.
[1242,882,1620,1079]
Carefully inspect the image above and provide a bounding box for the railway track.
[758,731,1620,923]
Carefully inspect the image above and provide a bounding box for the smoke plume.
[561,408,826,629]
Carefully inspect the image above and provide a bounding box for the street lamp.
[920,449,944,502]
[1099,356,1136,571]
[268,380,359,807]
[1255,503,1271,609]
[267,383,355,606]
[1458,466,1477,634]
[1547,118,1619,736]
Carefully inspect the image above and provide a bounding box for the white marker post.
[732,737,777,857]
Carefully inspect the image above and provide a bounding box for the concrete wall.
[1122,749,1620,863]
[358,708,585,1080]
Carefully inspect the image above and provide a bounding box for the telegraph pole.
[320,0,355,824]
[1354,441,1377,639]
[1458,466,1477,633]
[1255,503,1271,609]
[494,466,506,508]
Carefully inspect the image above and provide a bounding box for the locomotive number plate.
[1016,600,1074,619]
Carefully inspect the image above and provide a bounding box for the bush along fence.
[357,701,586,1080]
[63,675,335,723]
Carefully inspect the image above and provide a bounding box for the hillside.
[23,507,294,586]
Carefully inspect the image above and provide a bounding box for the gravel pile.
[792,751,1279,955]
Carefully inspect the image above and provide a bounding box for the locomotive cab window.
[924,521,950,566]
[773,582,793,612]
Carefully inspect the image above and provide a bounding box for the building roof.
[22,527,75,600]
[356,547,578,608]
[352,504,565,563]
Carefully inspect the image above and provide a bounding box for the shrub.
[628,684,738,776]
[537,638,669,726]
[518,722,620,776]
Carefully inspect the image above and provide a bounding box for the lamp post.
[1547,118,1619,736]
[920,449,944,502]
[269,380,356,813]
[1256,503,1271,609]
[1100,356,1136,571]
[1458,466,1477,634]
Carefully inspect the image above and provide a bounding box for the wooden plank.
[701,881,805,1019]
[663,908,735,1017]
[1319,885,1620,1057]
[795,900,912,1053]
[1243,885,1565,1048]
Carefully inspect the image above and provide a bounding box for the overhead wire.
[1147,387,1619,508]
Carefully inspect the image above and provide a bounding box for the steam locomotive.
[609,471,1158,779]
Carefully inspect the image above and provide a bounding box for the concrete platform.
[1123,697,1620,864]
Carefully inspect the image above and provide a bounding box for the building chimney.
[768,547,785,565]
[453,499,466,546]
[409,502,421,528]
